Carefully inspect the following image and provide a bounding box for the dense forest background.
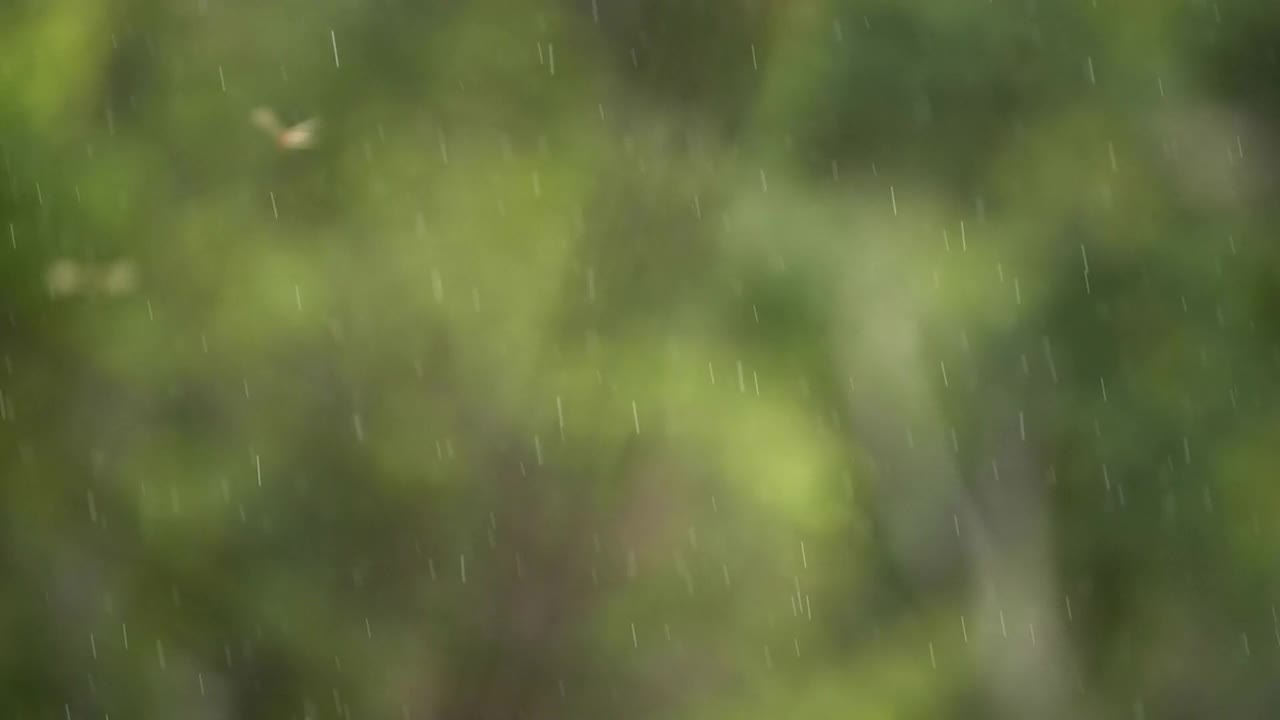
[4,0,1280,718]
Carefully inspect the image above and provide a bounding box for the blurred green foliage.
[3,0,1280,718]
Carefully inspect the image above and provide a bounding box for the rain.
[3,1,1280,719]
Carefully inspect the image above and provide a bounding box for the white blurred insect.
[46,258,138,299]
[251,107,320,150]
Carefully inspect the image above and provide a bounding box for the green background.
[3,0,1280,717]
